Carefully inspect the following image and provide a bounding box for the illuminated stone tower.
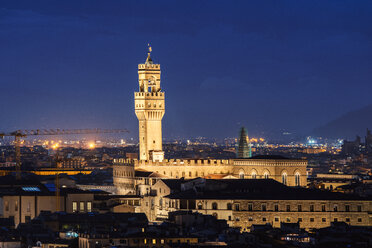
[135,45,165,161]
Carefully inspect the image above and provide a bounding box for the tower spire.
[146,43,153,64]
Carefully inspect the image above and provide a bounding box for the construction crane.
[0,128,129,179]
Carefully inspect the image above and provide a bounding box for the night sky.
[1,0,372,140]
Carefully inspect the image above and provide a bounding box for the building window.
[87,202,92,212]
[286,217,291,222]
[80,202,85,212]
[358,218,362,222]
[322,218,326,222]
[189,172,191,177]
[274,204,279,212]
[346,218,350,222]
[262,217,267,222]
[239,172,244,179]
[73,202,77,212]
[286,205,290,212]
[227,203,232,210]
[248,203,253,211]
[212,202,218,210]
[228,216,232,221]
[197,203,203,210]
[152,239,156,244]
[27,202,31,212]
[274,217,279,222]
[251,172,257,179]
[298,218,302,222]
[334,218,338,222]
[295,172,301,186]
[248,217,253,221]
[25,216,31,223]
[345,205,350,212]
[15,200,18,211]
[310,205,314,212]
[262,204,267,211]
[297,205,302,212]
[282,172,287,185]
[322,205,326,212]
[5,201,9,211]
[212,213,218,219]
[264,172,269,179]
[235,204,240,211]
[310,218,314,222]
[334,205,338,212]
[357,205,362,212]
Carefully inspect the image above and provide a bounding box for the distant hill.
[313,104,372,139]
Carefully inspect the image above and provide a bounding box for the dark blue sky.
[0,0,371,140]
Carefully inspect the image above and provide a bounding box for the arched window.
[227,203,232,210]
[251,171,257,179]
[197,202,203,210]
[295,172,301,186]
[264,171,269,179]
[282,172,287,185]
[212,202,218,210]
[239,172,245,179]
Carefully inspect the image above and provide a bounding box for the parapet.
[134,92,165,97]
[138,64,160,70]
[113,158,135,166]
[135,159,232,167]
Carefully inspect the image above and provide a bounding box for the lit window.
[282,172,287,185]
[15,200,18,211]
[80,202,85,212]
[295,172,301,186]
[87,202,92,212]
[152,239,156,244]
[72,202,77,212]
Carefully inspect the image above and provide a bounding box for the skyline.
[1,1,372,140]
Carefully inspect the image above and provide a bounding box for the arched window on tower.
[263,171,269,179]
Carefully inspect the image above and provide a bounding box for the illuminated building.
[114,48,307,194]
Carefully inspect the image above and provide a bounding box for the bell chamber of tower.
[134,46,165,161]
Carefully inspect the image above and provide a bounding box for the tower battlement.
[135,159,231,167]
